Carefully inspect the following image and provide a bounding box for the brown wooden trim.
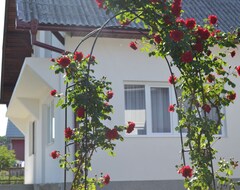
[52,31,65,45]
[17,19,147,39]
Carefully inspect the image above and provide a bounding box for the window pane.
[124,85,146,135]
[205,107,223,135]
[151,87,171,133]
[47,101,55,143]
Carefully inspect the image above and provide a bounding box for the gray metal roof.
[16,0,240,32]
[5,120,24,138]
[182,0,240,32]
[16,0,143,30]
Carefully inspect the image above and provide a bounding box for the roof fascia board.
[16,19,146,39]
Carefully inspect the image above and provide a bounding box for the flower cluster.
[178,165,193,178]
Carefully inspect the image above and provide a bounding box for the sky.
[0,0,8,136]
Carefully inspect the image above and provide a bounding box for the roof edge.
[16,19,147,39]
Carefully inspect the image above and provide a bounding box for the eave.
[16,19,147,39]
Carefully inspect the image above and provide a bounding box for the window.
[47,100,55,144]
[124,83,177,136]
[29,121,35,155]
[203,107,225,135]
[177,89,225,135]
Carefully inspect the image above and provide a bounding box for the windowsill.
[124,134,226,138]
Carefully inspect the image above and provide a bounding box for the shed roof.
[5,120,24,138]
[15,0,240,32]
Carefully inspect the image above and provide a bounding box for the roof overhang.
[6,57,58,134]
[16,19,146,39]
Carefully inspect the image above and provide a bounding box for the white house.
[3,0,240,189]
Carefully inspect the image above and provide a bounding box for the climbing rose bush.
[50,51,135,189]
[98,0,240,189]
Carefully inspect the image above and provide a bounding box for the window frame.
[29,121,35,156]
[47,100,55,144]
[124,81,179,137]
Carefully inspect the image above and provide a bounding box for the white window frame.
[177,89,226,137]
[124,81,179,137]
[47,100,55,144]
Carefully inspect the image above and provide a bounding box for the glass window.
[47,100,55,144]
[124,84,172,135]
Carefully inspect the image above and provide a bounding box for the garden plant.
[50,0,240,189]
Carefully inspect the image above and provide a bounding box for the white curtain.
[151,87,170,133]
[124,85,146,135]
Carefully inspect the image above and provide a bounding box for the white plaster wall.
[8,35,240,184]
[64,36,240,181]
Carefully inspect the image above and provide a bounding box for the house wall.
[8,33,240,186]
[64,35,240,182]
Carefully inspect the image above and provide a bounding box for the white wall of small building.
[7,33,240,185]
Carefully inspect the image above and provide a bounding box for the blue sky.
[0,1,8,136]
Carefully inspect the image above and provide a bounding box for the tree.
[0,146,16,170]
[0,136,8,146]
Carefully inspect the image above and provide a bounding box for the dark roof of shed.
[6,120,24,138]
[16,0,240,32]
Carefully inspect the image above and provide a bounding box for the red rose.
[171,4,182,17]
[163,15,172,25]
[178,165,193,178]
[149,0,159,4]
[103,174,110,185]
[50,89,57,96]
[107,90,114,99]
[104,102,109,107]
[64,127,73,139]
[202,104,211,113]
[57,56,71,68]
[96,0,105,8]
[106,128,118,140]
[168,75,177,84]
[236,66,240,76]
[208,15,218,25]
[127,121,135,133]
[206,74,215,83]
[185,18,196,30]
[76,107,85,118]
[231,50,236,58]
[154,34,162,44]
[173,0,182,4]
[170,30,184,42]
[211,29,222,40]
[227,92,236,101]
[181,51,193,63]
[50,58,55,62]
[206,50,212,56]
[168,104,175,112]
[74,51,84,62]
[176,17,185,25]
[50,150,60,159]
[129,41,138,50]
[86,54,96,62]
[197,27,210,40]
[193,41,203,53]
